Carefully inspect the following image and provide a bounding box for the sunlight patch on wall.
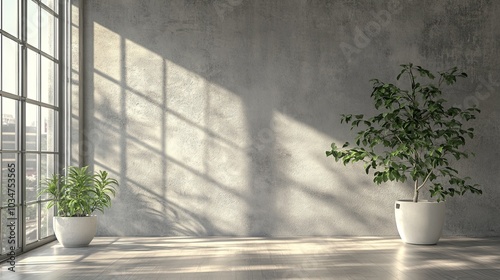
[164,61,250,235]
[164,60,248,178]
[122,38,165,145]
[93,23,121,81]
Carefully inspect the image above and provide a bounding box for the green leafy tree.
[326,63,482,202]
[39,166,118,217]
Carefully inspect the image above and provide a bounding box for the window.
[1,0,64,260]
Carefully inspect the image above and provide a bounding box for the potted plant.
[39,166,118,247]
[326,63,482,244]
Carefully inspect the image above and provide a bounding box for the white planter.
[53,216,97,247]
[394,200,445,245]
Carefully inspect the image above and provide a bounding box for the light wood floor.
[1,237,500,279]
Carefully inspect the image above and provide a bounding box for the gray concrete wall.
[70,0,81,167]
[82,0,500,237]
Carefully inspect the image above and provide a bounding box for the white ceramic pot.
[53,216,97,247]
[394,200,445,245]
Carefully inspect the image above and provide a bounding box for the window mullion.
[0,35,2,92]
[57,0,65,169]
[0,98,2,150]
[20,0,28,252]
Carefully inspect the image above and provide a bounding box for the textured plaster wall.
[70,0,81,166]
[82,0,500,237]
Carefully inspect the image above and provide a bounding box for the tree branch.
[417,171,433,191]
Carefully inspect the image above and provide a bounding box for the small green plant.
[39,166,118,217]
[326,63,482,202]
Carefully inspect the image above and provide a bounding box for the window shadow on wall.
[79,0,430,237]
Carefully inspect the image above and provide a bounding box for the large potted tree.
[39,166,118,247]
[326,63,482,245]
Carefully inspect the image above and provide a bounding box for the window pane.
[0,41,1,96]
[2,98,17,151]
[41,9,56,58]
[41,0,57,14]
[1,36,19,95]
[26,154,38,202]
[40,201,54,238]
[27,0,39,48]
[41,56,56,105]
[27,50,39,101]
[1,0,18,37]
[41,154,55,180]
[40,153,55,200]
[26,104,39,151]
[26,204,38,244]
[41,107,56,151]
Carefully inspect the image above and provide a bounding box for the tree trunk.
[413,180,419,202]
